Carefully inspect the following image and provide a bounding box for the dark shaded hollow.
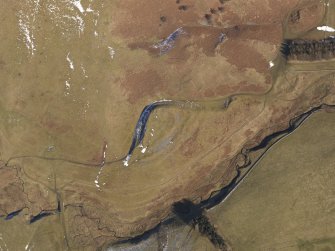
[289,10,300,23]
[178,5,188,11]
[160,16,167,22]
[172,199,228,250]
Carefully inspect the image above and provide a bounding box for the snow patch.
[86,6,94,12]
[66,52,74,70]
[317,26,335,32]
[108,46,115,59]
[141,146,147,153]
[72,0,85,13]
[123,155,130,167]
[18,12,36,55]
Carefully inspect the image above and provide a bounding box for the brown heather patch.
[121,69,165,104]
[219,40,268,73]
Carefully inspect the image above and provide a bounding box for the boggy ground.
[0,0,335,250]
